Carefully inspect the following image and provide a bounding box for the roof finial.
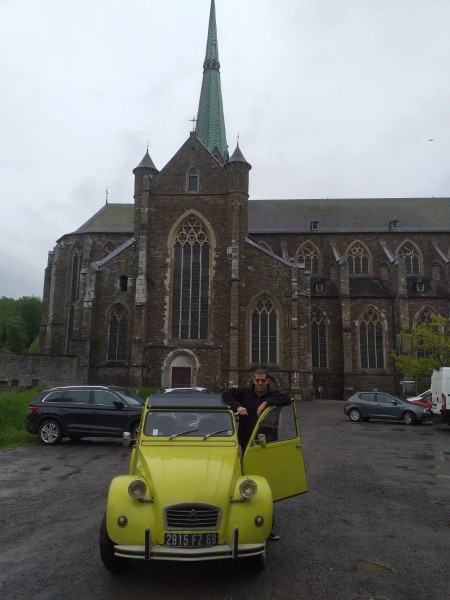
[105,187,109,204]
[147,139,149,151]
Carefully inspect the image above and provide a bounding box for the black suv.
[26,386,143,445]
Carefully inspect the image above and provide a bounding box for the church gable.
[149,134,228,196]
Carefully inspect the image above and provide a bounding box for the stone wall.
[0,354,81,388]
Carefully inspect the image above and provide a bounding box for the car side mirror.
[256,433,267,449]
[113,400,126,409]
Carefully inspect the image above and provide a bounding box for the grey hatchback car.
[26,385,143,445]
[344,391,432,425]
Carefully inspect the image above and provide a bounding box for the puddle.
[353,560,394,574]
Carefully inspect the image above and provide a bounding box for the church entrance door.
[171,367,191,387]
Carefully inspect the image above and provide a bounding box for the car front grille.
[165,503,221,530]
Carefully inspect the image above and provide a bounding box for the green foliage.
[0,296,42,354]
[0,388,44,448]
[391,314,450,380]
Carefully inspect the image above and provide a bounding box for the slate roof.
[71,203,134,235]
[248,197,450,233]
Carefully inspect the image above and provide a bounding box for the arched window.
[119,275,128,292]
[107,304,128,361]
[359,308,385,368]
[414,307,436,358]
[103,242,115,257]
[297,242,320,274]
[171,217,210,339]
[70,246,82,302]
[347,242,370,275]
[187,167,199,192]
[311,308,327,368]
[251,296,278,364]
[398,242,420,274]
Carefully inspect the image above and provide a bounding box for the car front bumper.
[113,526,265,562]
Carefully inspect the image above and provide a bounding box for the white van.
[431,367,450,425]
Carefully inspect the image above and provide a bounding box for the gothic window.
[347,242,370,275]
[298,242,320,274]
[398,242,420,274]
[119,275,128,292]
[414,307,435,358]
[359,308,385,369]
[171,217,210,339]
[103,242,115,257]
[311,308,327,368]
[70,246,82,302]
[251,296,278,364]
[67,305,74,349]
[187,167,199,192]
[107,304,128,361]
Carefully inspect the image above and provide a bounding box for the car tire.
[38,420,63,445]
[402,411,416,425]
[99,515,129,574]
[348,408,362,422]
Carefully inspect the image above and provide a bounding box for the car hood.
[134,445,240,504]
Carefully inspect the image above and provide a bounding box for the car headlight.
[239,478,258,499]
[128,478,147,500]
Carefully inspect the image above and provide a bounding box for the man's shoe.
[268,531,280,541]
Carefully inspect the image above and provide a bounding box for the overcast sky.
[1,0,449,299]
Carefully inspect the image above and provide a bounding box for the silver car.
[344,391,432,425]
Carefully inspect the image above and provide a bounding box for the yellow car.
[99,393,307,573]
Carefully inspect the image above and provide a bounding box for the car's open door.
[242,401,308,501]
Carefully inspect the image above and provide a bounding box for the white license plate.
[164,532,218,547]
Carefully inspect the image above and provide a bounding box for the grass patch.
[0,388,44,448]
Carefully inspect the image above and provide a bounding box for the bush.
[0,388,44,448]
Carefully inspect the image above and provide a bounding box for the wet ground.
[0,400,448,600]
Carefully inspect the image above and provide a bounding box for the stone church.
[39,0,450,399]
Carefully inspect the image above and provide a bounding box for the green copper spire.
[195,0,228,161]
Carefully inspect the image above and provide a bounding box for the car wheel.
[402,411,416,425]
[348,408,362,422]
[38,420,63,445]
[99,515,129,574]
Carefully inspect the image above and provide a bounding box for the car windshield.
[115,389,143,405]
[143,410,234,438]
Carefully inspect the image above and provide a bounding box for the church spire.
[195,0,228,161]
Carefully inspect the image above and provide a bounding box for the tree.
[392,314,450,381]
[0,296,42,353]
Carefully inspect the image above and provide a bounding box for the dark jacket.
[222,384,291,449]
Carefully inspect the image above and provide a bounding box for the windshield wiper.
[169,428,199,440]
[203,429,230,439]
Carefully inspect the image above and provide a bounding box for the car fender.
[105,475,156,545]
[228,475,273,543]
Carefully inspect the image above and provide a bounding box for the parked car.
[164,387,210,393]
[344,391,432,425]
[407,388,432,409]
[99,392,308,573]
[26,386,143,445]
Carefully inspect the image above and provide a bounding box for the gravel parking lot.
[0,400,448,600]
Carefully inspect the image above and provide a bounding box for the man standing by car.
[222,369,291,449]
[222,369,291,540]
